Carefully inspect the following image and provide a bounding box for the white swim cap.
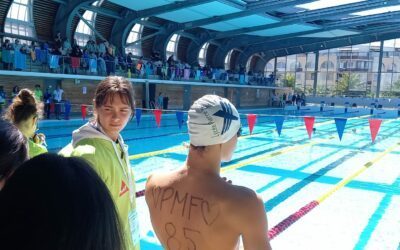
[188,95,241,146]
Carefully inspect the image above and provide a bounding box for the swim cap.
[188,95,241,146]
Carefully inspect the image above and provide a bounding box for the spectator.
[62,38,72,73]
[163,95,169,110]
[53,85,64,120]
[0,120,28,191]
[126,52,134,72]
[98,40,107,58]
[0,154,125,250]
[84,37,97,55]
[70,40,82,74]
[104,43,116,75]
[60,76,140,250]
[145,95,272,250]
[291,93,296,105]
[4,88,47,158]
[1,39,13,70]
[0,86,6,113]
[54,31,63,50]
[11,85,20,99]
[34,84,43,102]
[301,92,306,105]
[13,39,27,71]
[157,92,163,108]
[43,87,52,119]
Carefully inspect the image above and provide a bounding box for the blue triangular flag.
[274,116,285,136]
[176,111,184,129]
[135,108,142,126]
[334,118,347,141]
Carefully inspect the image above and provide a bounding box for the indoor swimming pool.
[41,108,400,250]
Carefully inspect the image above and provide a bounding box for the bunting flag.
[369,119,382,143]
[80,104,87,120]
[135,108,142,126]
[247,114,257,134]
[154,109,162,127]
[274,116,285,136]
[304,116,315,139]
[176,111,184,129]
[334,118,347,141]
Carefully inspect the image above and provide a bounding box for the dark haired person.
[2,39,13,70]
[145,95,272,250]
[4,88,47,158]
[53,85,64,120]
[34,84,43,102]
[0,154,125,250]
[0,120,28,190]
[60,76,140,250]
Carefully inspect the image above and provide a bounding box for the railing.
[0,48,275,86]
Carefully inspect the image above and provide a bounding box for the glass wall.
[224,49,234,70]
[263,38,400,97]
[125,20,145,56]
[165,33,180,61]
[74,1,103,46]
[4,0,36,43]
[198,42,209,67]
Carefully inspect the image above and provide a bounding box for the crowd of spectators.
[0,35,276,86]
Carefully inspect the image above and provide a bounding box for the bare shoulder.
[145,170,184,196]
[222,184,265,222]
[226,184,262,206]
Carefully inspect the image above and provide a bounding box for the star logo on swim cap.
[213,101,238,135]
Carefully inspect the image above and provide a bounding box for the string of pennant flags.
[124,108,384,143]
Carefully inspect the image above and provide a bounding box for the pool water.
[41,108,400,250]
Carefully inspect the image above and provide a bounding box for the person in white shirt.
[53,85,64,120]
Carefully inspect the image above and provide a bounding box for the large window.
[125,21,145,56]
[198,42,209,67]
[224,49,234,70]
[4,0,36,43]
[74,1,102,47]
[166,34,180,61]
[264,38,400,97]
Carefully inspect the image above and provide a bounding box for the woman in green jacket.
[5,88,47,158]
[60,76,140,250]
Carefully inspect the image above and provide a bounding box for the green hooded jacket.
[28,139,47,158]
[60,123,140,250]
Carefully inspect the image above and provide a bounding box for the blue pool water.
[41,108,400,250]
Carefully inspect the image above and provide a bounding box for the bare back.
[145,169,272,250]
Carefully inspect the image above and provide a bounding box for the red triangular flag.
[154,109,162,127]
[247,114,257,134]
[304,116,315,139]
[369,119,382,143]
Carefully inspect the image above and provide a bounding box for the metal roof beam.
[52,0,67,5]
[247,24,400,55]
[244,11,400,48]
[124,30,164,47]
[134,20,162,30]
[214,0,400,39]
[76,12,108,42]
[81,6,122,20]
[175,31,201,45]
[258,30,400,60]
[181,0,315,29]
[216,0,246,10]
[135,0,216,19]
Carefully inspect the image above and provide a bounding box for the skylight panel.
[297,0,365,10]
[352,5,400,16]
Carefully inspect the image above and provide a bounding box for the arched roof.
[0,0,399,68]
